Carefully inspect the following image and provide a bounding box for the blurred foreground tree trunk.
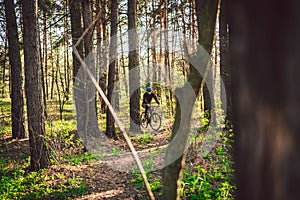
[4,0,26,139]
[230,0,300,199]
[22,0,50,171]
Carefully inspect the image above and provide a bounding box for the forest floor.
[0,99,235,199]
[0,128,171,200]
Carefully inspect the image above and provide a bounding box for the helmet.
[146,87,152,92]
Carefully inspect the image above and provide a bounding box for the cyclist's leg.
[145,105,149,119]
[143,103,148,118]
[148,105,152,122]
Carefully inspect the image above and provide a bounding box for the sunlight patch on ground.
[75,189,124,199]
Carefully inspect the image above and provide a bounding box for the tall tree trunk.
[163,0,172,114]
[157,6,163,97]
[128,0,141,133]
[197,0,213,124]
[99,0,108,113]
[63,5,71,101]
[55,51,63,120]
[119,24,129,98]
[22,0,50,171]
[151,0,157,91]
[43,13,48,100]
[114,64,120,111]
[1,37,7,98]
[106,0,118,139]
[4,0,26,139]
[69,0,85,145]
[162,0,218,199]
[95,0,104,113]
[145,5,151,85]
[38,18,47,118]
[50,26,55,99]
[230,0,300,199]
[220,0,231,125]
[82,0,100,138]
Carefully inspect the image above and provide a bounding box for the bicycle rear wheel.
[150,113,161,131]
[140,112,148,128]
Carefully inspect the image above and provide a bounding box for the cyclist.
[142,87,160,119]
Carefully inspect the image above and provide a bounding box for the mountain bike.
[140,105,162,131]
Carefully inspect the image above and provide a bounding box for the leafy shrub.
[0,158,88,199]
[181,128,235,199]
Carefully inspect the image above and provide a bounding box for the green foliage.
[0,98,12,137]
[131,158,162,192]
[0,158,88,199]
[112,146,121,156]
[132,133,153,145]
[131,172,146,189]
[181,162,235,200]
[131,172,162,192]
[200,111,210,127]
[61,152,96,165]
[181,128,235,199]
[45,120,81,158]
[150,177,163,192]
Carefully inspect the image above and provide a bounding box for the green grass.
[131,172,163,192]
[0,98,12,137]
[131,158,162,192]
[0,157,88,200]
[60,152,96,165]
[0,98,10,112]
[0,98,93,199]
[132,133,153,145]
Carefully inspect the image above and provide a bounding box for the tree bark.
[4,0,26,139]
[22,0,50,171]
[96,0,107,113]
[69,0,85,145]
[119,24,129,98]
[63,4,71,101]
[1,37,7,98]
[82,0,100,138]
[162,0,218,199]
[151,0,157,91]
[220,0,231,125]
[196,0,215,124]
[106,0,118,139]
[43,13,48,100]
[99,0,108,113]
[230,0,300,199]
[128,0,141,133]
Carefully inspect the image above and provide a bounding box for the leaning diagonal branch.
[72,12,155,200]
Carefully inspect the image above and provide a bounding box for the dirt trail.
[0,133,168,199]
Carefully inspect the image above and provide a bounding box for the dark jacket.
[142,92,159,105]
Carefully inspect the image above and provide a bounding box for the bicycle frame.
[141,105,162,131]
[148,106,159,118]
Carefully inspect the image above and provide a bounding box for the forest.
[1,0,300,199]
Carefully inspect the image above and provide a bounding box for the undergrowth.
[180,127,235,199]
[0,157,89,200]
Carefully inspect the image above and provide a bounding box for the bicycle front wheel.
[150,113,161,131]
[140,112,148,128]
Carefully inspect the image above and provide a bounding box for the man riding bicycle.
[142,87,160,119]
